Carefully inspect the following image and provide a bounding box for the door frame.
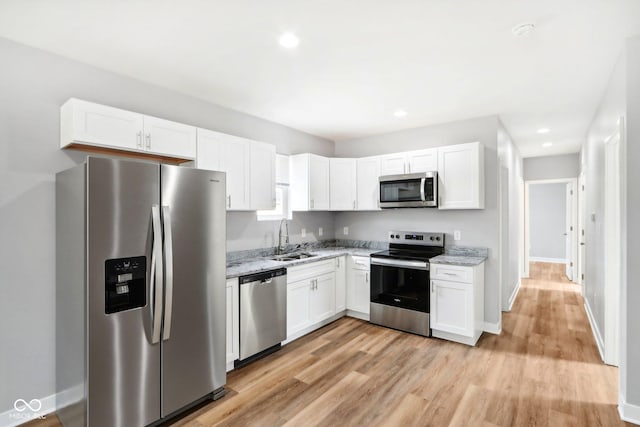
[603,120,623,366]
[524,178,578,282]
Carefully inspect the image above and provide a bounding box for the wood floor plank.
[35,262,630,427]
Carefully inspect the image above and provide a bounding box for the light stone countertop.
[429,254,487,266]
[226,247,379,279]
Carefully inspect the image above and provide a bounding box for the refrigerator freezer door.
[87,157,161,427]
[160,165,227,416]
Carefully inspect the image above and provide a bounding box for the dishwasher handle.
[239,268,287,285]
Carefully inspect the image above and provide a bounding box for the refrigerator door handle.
[151,205,164,344]
[162,205,174,341]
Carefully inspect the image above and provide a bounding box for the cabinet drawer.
[430,264,472,283]
[287,259,335,283]
[350,256,370,271]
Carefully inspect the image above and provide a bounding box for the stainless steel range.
[370,231,445,336]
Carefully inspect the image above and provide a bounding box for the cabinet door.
[222,137,251,210]
[330,158,357,211]
[287,279,312,338]
[250,141,276,210]
[379,153,407,176]
[196,128,222,171]
[438,142,484,209]
[431,279,473,337]
[275,154,290,185]
[143,115,196,159]
[407,148,437,173]
[311,273,336,323]
[225,278,239,365]
[348,269,370,314]
[309,154,330,210]
[335,256,347,312]
[61,99,143,151]
[356,156,380,210]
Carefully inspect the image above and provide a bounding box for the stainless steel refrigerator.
[56,157,226,427]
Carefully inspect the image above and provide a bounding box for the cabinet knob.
[145,133,151,149]
[137,131,142,148]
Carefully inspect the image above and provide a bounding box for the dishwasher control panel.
[239,268,287,285]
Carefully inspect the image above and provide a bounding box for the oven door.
[379,172,437,208]
[370,258,430,312]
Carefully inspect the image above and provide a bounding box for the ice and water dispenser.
[105,256,146,314]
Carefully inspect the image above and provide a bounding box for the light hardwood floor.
[32,263,628,426]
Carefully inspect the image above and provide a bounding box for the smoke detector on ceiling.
[512,23,536,37]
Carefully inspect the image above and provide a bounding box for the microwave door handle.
[420,177,426,202]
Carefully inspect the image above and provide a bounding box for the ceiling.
[0,1,638,157]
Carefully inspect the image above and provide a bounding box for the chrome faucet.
[277,219,289,255]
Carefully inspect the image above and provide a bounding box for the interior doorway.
[524,178,578,283]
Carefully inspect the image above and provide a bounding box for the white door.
[143,115,196,159]
[225,279,239,366]
[348,269,370,314]
[356,157,380,210]
[311,273,336,323]
[407,149,437,173]
[431,279,472,337]
[309,154,330,210]
[330,158,357,210]
[65,99,143,151]
[379,153,407,175]
[249,141,276,210]
[222,137,251,210]
[578,172,586,294]
[196,129,222,171]
[438,142,482,209]
[565,183,574,281]
[335,256,347,312]
[287,280,312,338]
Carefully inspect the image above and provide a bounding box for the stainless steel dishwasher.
[237,268,287,365]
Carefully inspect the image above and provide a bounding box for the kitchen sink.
[271,252,317,262]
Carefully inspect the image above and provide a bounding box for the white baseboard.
[584,299,605,362]
[619,392,640,425]
[282,311,346,345]
[0,391,56,427]
[483,320,502,335]
[507,281,521,312]
[345,309,369,321]
[529,256,567,264]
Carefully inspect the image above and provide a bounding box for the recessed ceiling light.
[537,128,550,134]
[542,142,553,148]
[278,33,299,49]
[394,110,407,118]
[512,23,536,37]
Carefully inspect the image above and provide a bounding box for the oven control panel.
[388,231,445,246]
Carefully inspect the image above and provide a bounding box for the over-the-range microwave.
[379,172,438,208]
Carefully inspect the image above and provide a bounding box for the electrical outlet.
[301,228,306,238]
[454,230,461,241]
[343,226,349,235]
[319,227,323,236]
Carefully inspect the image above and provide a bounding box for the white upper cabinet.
[437,142,484,209]
[406,148,438,173]
[142,115,196,159]
[250,141,276,210]
[356,156,381,210]
[196,128,251,210]
[379,153,407,176]
[60,98,196,161]
[329,158,357,211]
[290,153,330,211]
[275,154,290,185]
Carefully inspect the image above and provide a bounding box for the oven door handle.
[420,177,426,202]
[370,257,429,271]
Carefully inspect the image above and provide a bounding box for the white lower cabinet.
[286,260,336,340]
[430,262,485,346]
[347,256,370,318]
[225,278,239,369]
[335,256,347,312]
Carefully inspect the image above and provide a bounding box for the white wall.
[0,37,334,415]
[497,121,524,310]
[623,36,640,413]
[523,153,580,181]
[529,183,567,261]
[334,116,503,326]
